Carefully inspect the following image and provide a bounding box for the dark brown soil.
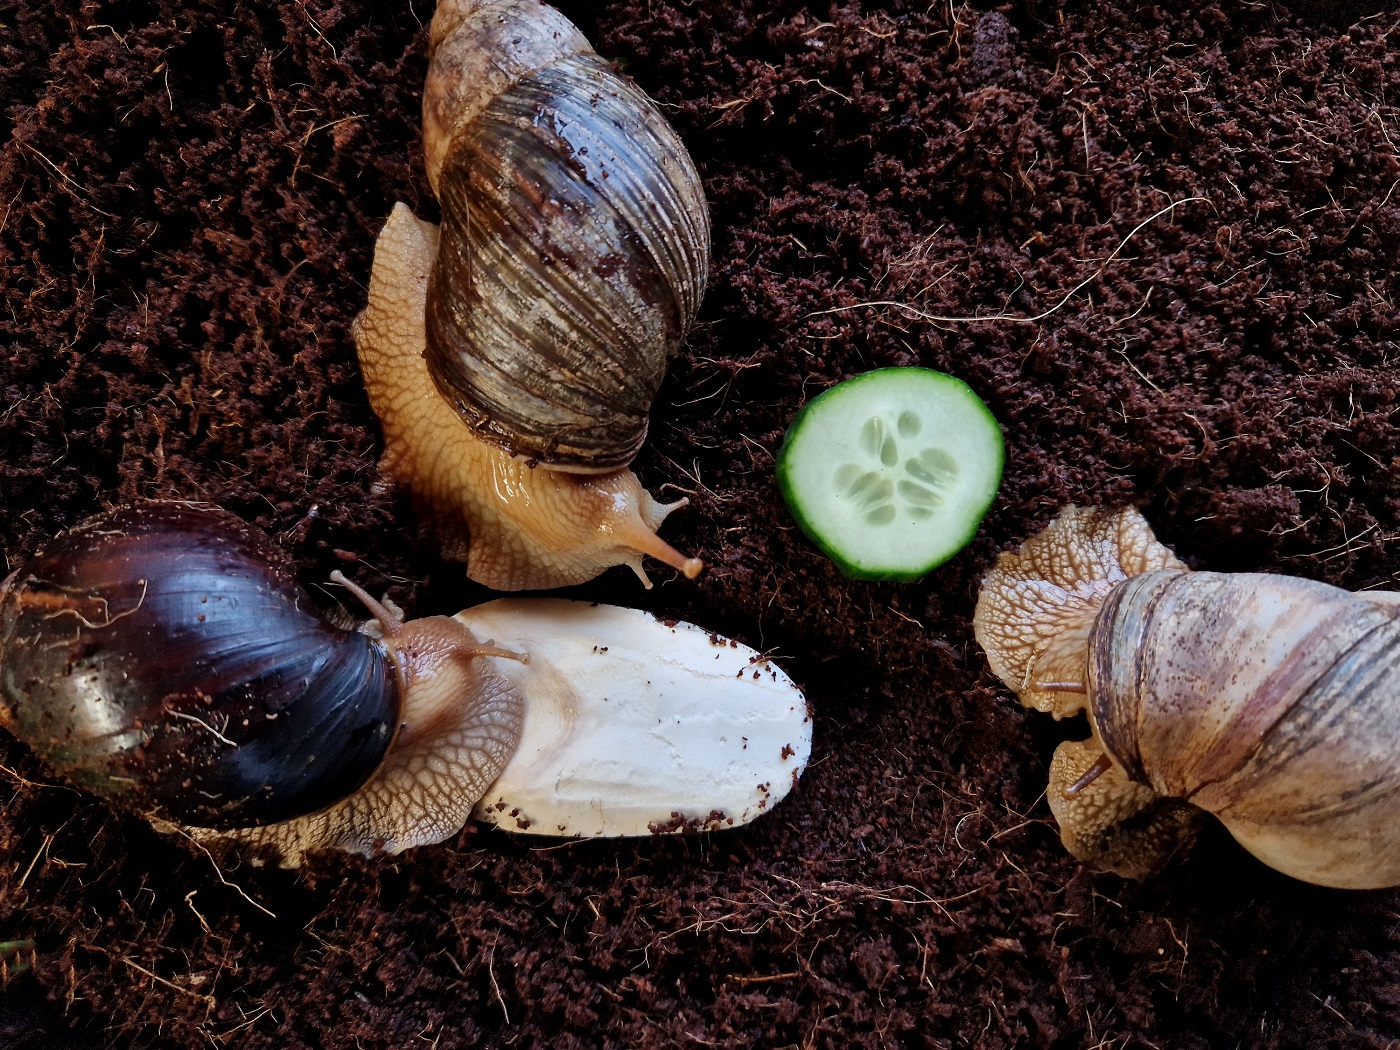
[4,0,1400,1046]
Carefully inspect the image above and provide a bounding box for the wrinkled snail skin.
[356,205,702,591]
[196,586,525,864]
[973,506,1400,890]
[0,503,526,866]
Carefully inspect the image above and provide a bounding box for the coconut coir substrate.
[3,1,1400,1047]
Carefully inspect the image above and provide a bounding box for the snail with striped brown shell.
[0,503,810,867]
[973,505,1400,890]
[354,0,710,591]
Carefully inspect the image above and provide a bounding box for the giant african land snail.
[354,0,711,591]
[974,505,1400,890]
[0,504,810,867]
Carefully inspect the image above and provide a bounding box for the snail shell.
[974,506,1400,889]
[422,0,710,472]
[0,503,398,829]
[0,502,524,856]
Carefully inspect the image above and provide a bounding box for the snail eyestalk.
[605,488,704,588]
[329,570,528,665]
[330,570,404,638]
[468,640,531,665]
[630,535,705,584]
[1064,752,1113,797]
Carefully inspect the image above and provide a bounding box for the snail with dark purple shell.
[354,0,711,591]
[0,504,810,866]
[973,505,1400,890]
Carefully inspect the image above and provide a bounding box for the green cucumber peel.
[776,367,1004,581]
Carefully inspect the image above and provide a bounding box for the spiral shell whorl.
[423,0,591,192]
[422,0,711,470]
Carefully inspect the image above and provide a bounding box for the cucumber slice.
[776,368,1004,581]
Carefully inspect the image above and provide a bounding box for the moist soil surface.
[3,0,1400,1046]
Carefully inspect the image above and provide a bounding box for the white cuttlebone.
[457,599,811,837]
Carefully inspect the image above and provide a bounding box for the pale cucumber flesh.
[777,368,1003,580]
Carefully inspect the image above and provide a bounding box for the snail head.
[973,505,1186,717]
[973,506,1198,878]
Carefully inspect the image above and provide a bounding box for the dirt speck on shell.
[3,1,1400,1047]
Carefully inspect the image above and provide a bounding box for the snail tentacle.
[1063,751,1113,796]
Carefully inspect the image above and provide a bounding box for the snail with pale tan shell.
[354,0,710,591]
[0,503,810,867]
[973,505,1400,890]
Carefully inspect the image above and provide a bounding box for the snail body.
[973,506,1400,889]
[354,0,710,589]
[356,208,701,590]
[1,504,809,866]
